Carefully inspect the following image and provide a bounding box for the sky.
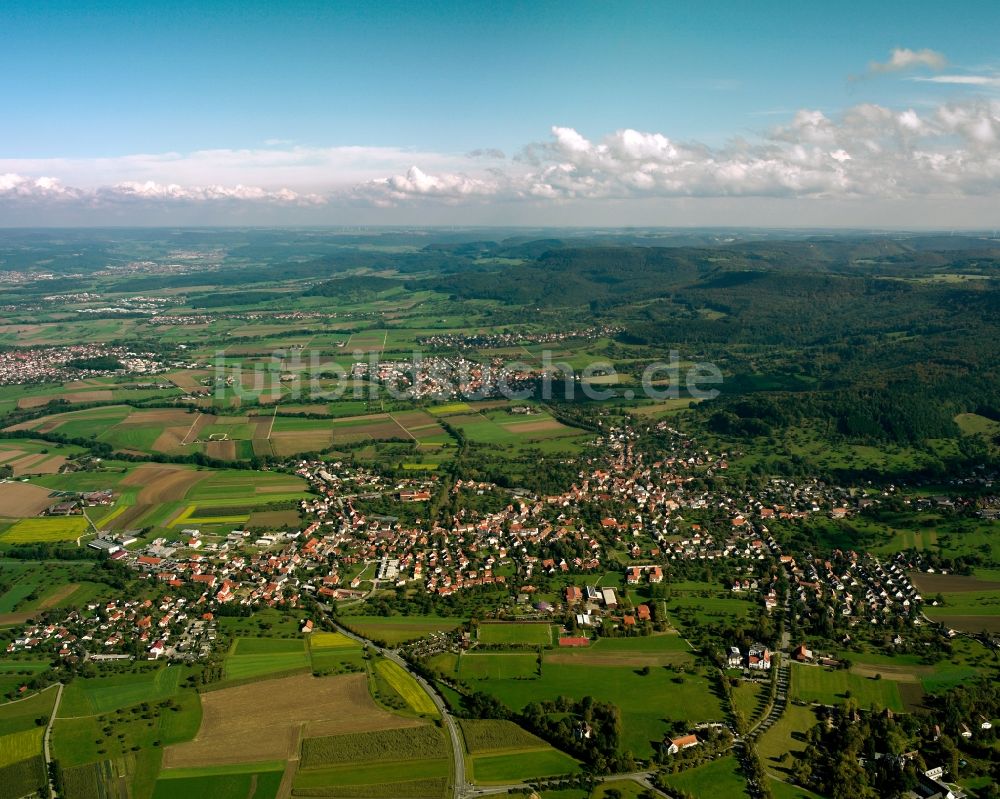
[2,0,1000,227]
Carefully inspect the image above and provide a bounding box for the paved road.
[749,589,793,740]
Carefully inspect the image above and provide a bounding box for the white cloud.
[3,98,1000,222]
[868,47,947,74]
[360,99,1000,205]
[911,74,1000,87]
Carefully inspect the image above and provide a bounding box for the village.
[4,418,947,671]
[0,344,171,385]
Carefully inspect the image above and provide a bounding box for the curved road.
[320,612,674,799]
[321,617,469,798]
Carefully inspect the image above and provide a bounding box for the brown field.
[250,417,272,438]
[8,453,67,475]
[252,439,274,457]
[106,504,151,532]
[545,650,691,667]
[931,615,1000,633]
[269,431,332,457]
[0,611,35,626]
[0,482,53,517]
[151,426,187,454]
[331,420,406,442]
[501,419,567,435]
[162,673,421,767]
[850,663,931,682]
[392,410,437,427]
[898,682,927,712]
[126,408,193,425]
[247,510,301,527]
[17,390,114,409]
[0,449,25,463]
[204,440,236,460]
[911,572,1000,593]
[121,464,206,503]
[168,370,212,390]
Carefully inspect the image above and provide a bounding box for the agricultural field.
[0,516,89,543]
[299,724,447,767]
[471,749,581,783]
[223,637,311,681]
[447,408,584,447]
[152,762,285,799]
[911,571,1000,633]
[162,673,423,768]
[544,634,693,668]
[58,667,187,717]
[338,614,464,645]
[373,658,439,716]
[459,719,580,783]
[0,437,82,477]
[4,403,446,461]
[458,652,540,680]
[0,480,55,517]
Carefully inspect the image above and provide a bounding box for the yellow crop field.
[2,517,89,543]
[311,632,357,650]
[375,659,438,716]
[0,727,44,768]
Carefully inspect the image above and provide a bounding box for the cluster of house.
[46,489,115,517]
[780,549,924,627]
[353,355,536,401]
[0,345,167,385]
[6,594,216,662]
[726,643,773,670]
[561,584,653,632]
[415,325,621,350]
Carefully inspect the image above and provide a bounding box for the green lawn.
[222,650,311,681]
[660,755,750,799]
[472,748,580,783]
[477,623,554,645]
[152,764,284,799]
[790,664,904,712]
[474,661,723,758]
[231,637,306,655]
[58,667,185,717]
[52,691,202,767]
[339,615,464,645]
[458,653,539,680]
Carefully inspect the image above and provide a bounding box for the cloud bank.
[3,98,1000,224]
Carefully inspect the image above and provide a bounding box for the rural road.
[44,682,64,797]
[323,618,470,798]
[321,615,677,799]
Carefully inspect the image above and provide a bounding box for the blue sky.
[2,0,1000,225]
